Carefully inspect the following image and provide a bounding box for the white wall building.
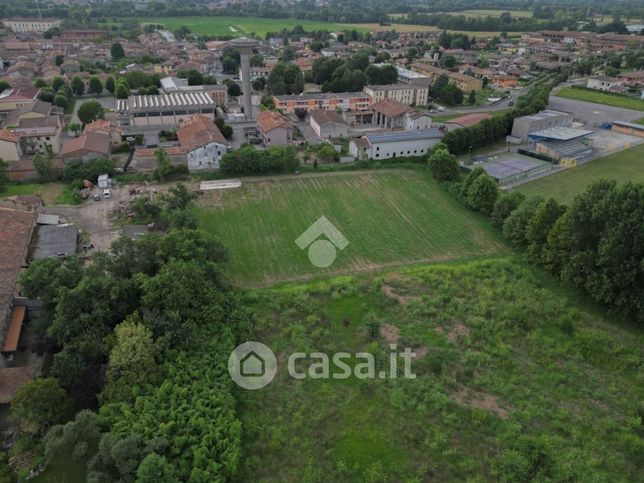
[309,109,348,139]
[349,130,444,160]
[3,18,61,33]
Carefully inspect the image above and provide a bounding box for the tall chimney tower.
[230,37,259,120]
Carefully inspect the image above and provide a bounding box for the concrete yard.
[548,96,644,126]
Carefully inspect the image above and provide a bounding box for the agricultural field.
[555,87,644,111]
[516,143,644,204]
[239,258,643,481]
[343,22,522,37]
[194,170,507,286]
[443,9,533,18]
[140,16,364,37]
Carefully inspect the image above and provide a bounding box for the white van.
[103,189,111,199]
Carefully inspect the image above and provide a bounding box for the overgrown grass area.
[1,183,64,204]
[140,16,364,36]
[194,170,507,286]
[516,143,644,204]
[239,258,642,481]
[555,87,644,111]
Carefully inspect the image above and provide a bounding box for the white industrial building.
[349,130,444,160]
[309,109,348,138]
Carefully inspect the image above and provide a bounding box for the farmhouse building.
[309,109,348,139]
[177,115,229,171]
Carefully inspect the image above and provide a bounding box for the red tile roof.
[0,86,40,102]
[371,99,410,118]
[177,115,227,150]
[256,110,292,133]
[0,129,20,143]
[446,113,493,128]
[59,131,111,157]
[309,109,345,126]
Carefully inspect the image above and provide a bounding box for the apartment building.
[363,84,429,107]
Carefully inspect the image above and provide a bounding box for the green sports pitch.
[140,16,366,37]
[516,143,644,204]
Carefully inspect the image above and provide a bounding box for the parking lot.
[549,96,644,127]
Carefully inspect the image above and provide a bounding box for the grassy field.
[140,16,365,36]
[194,170,507,286]
[556,87,644,112]
[444,9,533,18]
[0,183,64,204]
[239,258,642,481]
[516,143,644,204]
[344,22,521,37]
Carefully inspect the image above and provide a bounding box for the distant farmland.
[516,143,644,204]
[140,16,365,37]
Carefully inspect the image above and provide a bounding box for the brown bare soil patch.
[414,346,429,358]
[380,324,400,344]
[452,386,510,419]
[448,323,470,343]
[381,284,418,305]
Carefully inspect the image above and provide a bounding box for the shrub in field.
[220,145,299,175]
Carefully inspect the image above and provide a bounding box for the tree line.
[426,148,644,324]
[9,185,248,481]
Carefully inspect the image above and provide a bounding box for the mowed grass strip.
[516,142,644,204]
[195,170,507,286]
[140,16,364,36]
[556,87,644,111]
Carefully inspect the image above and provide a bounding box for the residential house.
[177,115,229,171]
[11,116,63,154]
[0,87,40,113]
[364,84,429,107]
[59,131,111,162]
[586,76,625,93]
[0,130,22,161]
[404,112,432,131]
[256,110,293,146]
[83,119,122,146]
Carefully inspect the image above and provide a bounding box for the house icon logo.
[228,341,277,390]
[295,216,349,268]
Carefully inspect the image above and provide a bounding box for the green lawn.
[194,170,507,286]
[140,16,365,36]
[555,87,644,111]
[516,143,644,204]
[239,258,642,481]
[0,183,42,197]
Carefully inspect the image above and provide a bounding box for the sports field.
[556,87,644,111]
[516,143,644,204]
[194,170,506,286]
[141,16,365,36]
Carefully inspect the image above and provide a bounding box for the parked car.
[93,194,101,201]
[103,189,111,199]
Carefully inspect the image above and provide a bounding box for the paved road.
[548,96,644,126]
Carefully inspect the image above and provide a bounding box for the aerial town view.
[0,0,642,481]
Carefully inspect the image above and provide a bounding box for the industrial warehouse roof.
[274,92,369,101]
[528,127,593,141]
[517,109,570,122]
[32,224,77,260]
[367,129,443,144]
[611,120,644,130]
[116,92,217,112]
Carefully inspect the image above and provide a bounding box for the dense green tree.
[266,62,304,95]
[52,76,65,92]
[491,191,525,229]
[71,76,85,96]
[32,146,55,181]
[53,95,68,109]
[526,198,566,263]
[466,173,498,215]
[365,64,398,85]
[459,166,485,199]
[0,80,9,92]
[154,148,172,183]
[88,76,103,94]
[428,146,459,182]
[227,82,241,97]
[136,453,178,483]
[11,378,71,431]
[34,78,47,88]
[111,42,125,61]
[177,69,204,86]
[114,79,130,99]
[105,76,115,94]
[252,76,266,91]
[468,89,477,105]
[44,410,102,464]
[77,100,105,124]
[503,196,544,249]
[39,87,55,103]
[19,257,83,311]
